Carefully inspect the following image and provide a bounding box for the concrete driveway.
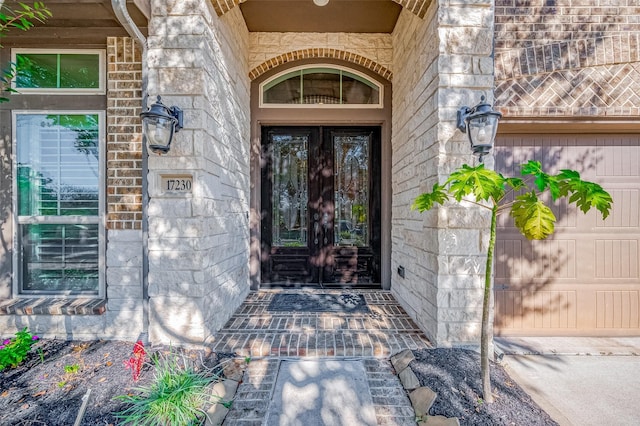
[496,337,640,426]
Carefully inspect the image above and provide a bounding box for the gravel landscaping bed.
[409,348,558,426]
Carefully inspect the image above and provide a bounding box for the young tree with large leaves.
[413,160,612,403]
[0,1,52,102]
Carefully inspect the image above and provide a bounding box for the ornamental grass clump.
[0,327,39,371]
[114,351,214,426]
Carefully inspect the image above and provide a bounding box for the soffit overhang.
[0,0,148,46]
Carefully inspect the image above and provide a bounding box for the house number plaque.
[160,174,193,193]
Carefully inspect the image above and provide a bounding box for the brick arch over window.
[249,49,393,81]
[210,0,431,19]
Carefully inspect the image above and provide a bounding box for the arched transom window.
[260,65,383,108]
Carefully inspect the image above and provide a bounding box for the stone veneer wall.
[391,2,496,346]
[248,33,393,79]
[145,0,251,346]
[494,0,640,116]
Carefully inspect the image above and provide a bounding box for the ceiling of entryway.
[239,0,403,33]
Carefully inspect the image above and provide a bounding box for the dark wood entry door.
[261,126,381,286]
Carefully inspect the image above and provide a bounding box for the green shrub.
[114,352,214,425]
[0,327,40,371]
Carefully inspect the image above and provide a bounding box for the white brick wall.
[145,0,251,346]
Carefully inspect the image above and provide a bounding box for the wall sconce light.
[140,95,183,154]
[456,95,502,162]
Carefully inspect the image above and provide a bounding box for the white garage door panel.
[494,134,640,336]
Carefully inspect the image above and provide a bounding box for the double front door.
[261,126,381,286]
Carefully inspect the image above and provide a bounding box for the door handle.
[322,212,330,230]
[314,221,321,244]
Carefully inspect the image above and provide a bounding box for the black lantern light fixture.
[140,95,184,154]
[456,95,502,162]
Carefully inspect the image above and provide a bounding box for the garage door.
[494,134,640,336]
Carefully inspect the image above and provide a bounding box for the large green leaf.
[412,183,449,212]
[504,176,524,191]
[556,170,613,219]
[446,164,505,203]
[520,160,561,199]
[510,192,556,240]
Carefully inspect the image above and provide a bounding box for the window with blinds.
[15,113,104,294]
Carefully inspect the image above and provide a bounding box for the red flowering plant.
[124,340,146,381]
[0,327,40,371]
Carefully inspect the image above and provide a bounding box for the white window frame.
[10,49,106,95]
[12,111,106,298]
[259,64,384,109]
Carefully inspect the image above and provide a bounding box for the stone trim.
[248,48,393,81]
[0,298,106,315]
[106,37,143,230]
[210,0,432,19]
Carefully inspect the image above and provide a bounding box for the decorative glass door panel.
[334,135,369,247]
[271,135,308,248]
[261,126,380,286]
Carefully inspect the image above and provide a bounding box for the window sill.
[0,298,106,315]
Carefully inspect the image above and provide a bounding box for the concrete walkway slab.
[496,336,640,356]
[497,337,640,426]
[265,360,377,426]
[504,355,640,426]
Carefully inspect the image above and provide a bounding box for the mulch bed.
[0,339,224,425]
[409,348,558,426]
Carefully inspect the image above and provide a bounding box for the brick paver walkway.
[211,289,432,425]
[211,289,431,358]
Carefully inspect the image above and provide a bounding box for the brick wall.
[495,0,640,116]
[106,37,143,230]
[105,37,145,341]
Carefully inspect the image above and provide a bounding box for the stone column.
[145,0,251,346]
[391,1,496,347]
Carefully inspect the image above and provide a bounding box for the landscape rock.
[418,415,460,426]
[410,386,438,416]
[398,365,420,390]
[205,379,240,426]
[391,348,415,373]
